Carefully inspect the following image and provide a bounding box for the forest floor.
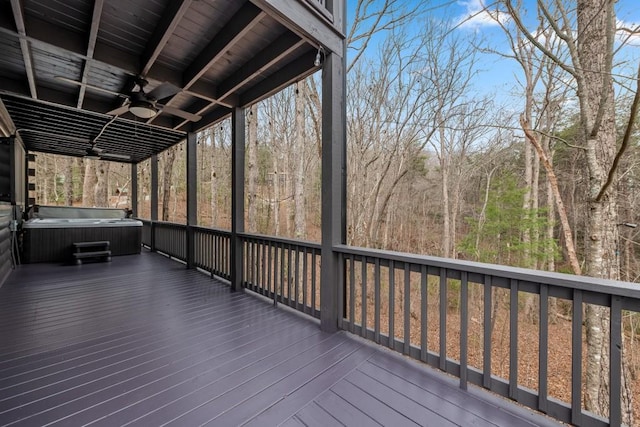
[351,291,640,423]
[434,309,640,422]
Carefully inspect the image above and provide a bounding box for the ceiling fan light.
[129,99,157,118]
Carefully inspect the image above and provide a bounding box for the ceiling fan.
[56,76,201,122]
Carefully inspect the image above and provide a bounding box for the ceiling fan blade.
[107,105,130,116]
[158,104,202,122]
[147,82,181,100]
[55,76,127,98]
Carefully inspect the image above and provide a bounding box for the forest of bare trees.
[31,0,640,422]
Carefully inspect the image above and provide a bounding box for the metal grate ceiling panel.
[2,95,185,163]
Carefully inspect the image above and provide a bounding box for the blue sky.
[347,0,640,110]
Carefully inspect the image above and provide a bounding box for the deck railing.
[335,244,640,427]
[138,219,640,426]
[193,226,231,280]
[240,233,322,319]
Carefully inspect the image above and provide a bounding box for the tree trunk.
[247,104,258,232]
[82,159,96,207]
[94,161,109,207]
[438,116,451,258]
[210,128,218,227]
[162,147,176,221]
[577,0,631,422]
[294,81,307,239]
[64,158,74,206]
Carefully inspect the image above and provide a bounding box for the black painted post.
[150,153,158,252]
[130,163,138,217]
[320,47,346,333]
[231,107,245,292]
[186,132,197,268]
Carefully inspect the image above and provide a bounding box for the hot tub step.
[73,241,112,264]
[73,250,112,264]
[73,241,110,249]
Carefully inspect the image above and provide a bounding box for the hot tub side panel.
[23,227,142,263]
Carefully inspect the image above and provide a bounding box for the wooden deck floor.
[0,251,559,426]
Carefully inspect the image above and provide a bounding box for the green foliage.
[459,172,559,268]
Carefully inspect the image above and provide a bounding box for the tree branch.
[504,1,577,78]
[595,62,640,202]
[520,114,582,275]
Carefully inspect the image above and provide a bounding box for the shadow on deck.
[0,251,559,426]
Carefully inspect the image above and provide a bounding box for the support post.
[150,153,158,251]
[130,162,138,217]
[186,132,197,268]
[231,107,245,291]
[320,48,346,332]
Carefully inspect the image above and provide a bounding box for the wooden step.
[72,250,112,265]
[73,241,110,249]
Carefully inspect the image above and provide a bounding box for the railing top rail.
[239,231,322,250]
[335,244,640,299]
[192,225,232,235]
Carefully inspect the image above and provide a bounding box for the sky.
[438,0,640,105]
[347,0,640,111]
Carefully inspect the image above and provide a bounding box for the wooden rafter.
[77,0,105,109]
[148,3,266,125]
[10,0,37,99]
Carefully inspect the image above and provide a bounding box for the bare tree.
[293,81,307,239]
[82,159,96,207]
[161,146,176,221]
[93,160,110,207]
[247,105,258,232]
[498,0,640,421]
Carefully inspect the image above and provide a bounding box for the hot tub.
[22,207,142,263]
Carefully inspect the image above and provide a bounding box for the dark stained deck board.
[0,251,560,426]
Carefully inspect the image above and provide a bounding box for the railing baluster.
[403,263,410,355]
[295,246,300,310]
[361,256,367,338]
[539,284,548,413]
[483,275,492,389]
[509,279,519,400]
[312,249,317,317]
[287,245,293,306]
[374,257,381,344]
[571,289,583,425]
[460,271,468,390]
[610,295,622,426]
[279,243,285,303]
[303,247,308,313]
[420,265,427,362]
[269,242,274,305]
[439,268,447,371]
[349,254,355,333]
[252,240,257,289]
[389,260,395,350]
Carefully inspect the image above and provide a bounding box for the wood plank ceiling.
[0,0,334,163]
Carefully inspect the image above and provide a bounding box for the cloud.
[616,19,640,46]
[455,0,509,31]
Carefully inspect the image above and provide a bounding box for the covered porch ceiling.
[0,0,342,163]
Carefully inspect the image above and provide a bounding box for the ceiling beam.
[250,0,343,56]
[173,32,306,130]
[184,3,265,89]
[77,0,105,109]
[0,14,221,106]
[191,105,232,133]
[10,0,37,99]
[239,49,318,107]
[147,3,265,125]
[218,32,306,101]
[141,0,192,76]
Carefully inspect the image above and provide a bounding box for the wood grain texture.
[0,251,560,426]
